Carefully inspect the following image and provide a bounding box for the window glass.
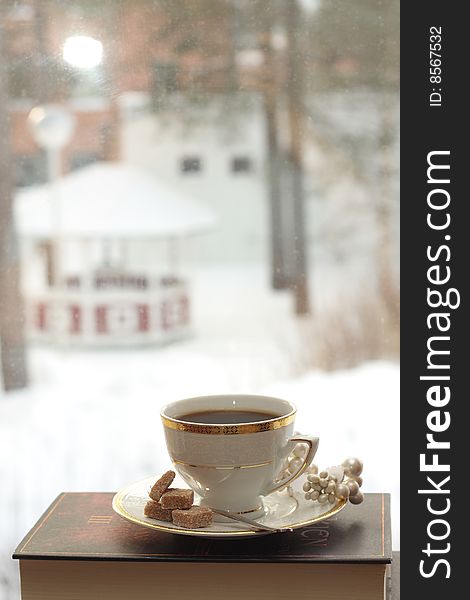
[0,2,400,592]
[231,156,252,174]
[180,156,202,173]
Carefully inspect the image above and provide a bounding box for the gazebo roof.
[15,162,216,239]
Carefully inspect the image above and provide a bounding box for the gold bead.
[349,491,364,504]
[347,480,360,496]
[342,458,363,477]
[335,483,350,500]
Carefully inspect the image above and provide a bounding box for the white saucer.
[112,476,347,538]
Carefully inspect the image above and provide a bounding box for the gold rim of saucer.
[160,411,296,435]
[111,477,348,538]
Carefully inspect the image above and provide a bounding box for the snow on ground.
[0,265,399,599]
[265,361,400,546]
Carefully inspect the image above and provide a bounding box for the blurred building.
[5,1,271,265]
[120,92,268,264]
[15,162,215,346]
[5,1,239,185]
[5,1,399,274]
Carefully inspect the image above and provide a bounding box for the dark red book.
[13,492,392,600]
[390,552,400,599]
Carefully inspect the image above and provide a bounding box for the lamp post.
[27,104,75,288]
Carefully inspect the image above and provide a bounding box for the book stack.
[13,492,397,599]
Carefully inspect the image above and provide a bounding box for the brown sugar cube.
[149,470,175,502]
[172,506,213,529]
[160,488,194,509]
[144,500,173,522]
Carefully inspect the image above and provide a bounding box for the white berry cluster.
[303,458,364,505]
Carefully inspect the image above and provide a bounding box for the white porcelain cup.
[161,394,319,518]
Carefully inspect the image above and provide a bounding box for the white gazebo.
[14,162,215,346]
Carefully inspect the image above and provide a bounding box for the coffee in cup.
[161,394,319,518]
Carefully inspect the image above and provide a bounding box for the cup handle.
[263,435,319,496]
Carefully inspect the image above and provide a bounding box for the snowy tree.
[0,4,28,391]
[146,0,312,313]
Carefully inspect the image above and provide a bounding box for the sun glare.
[63,35,103,69]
